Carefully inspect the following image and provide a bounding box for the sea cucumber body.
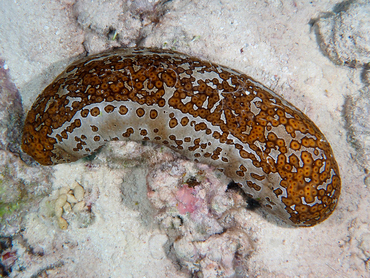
[22,47,341,226]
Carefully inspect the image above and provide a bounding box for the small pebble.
[58,217,68,230]
[59,186,70,195]
[73,201,85,213]
[67,193,78,203]
[55,206,63,218]
[55,194,67,209]
[63,202,72,214]
[70,181,80,189]
[73,183,85,201]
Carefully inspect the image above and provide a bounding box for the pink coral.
[176,185,200,215]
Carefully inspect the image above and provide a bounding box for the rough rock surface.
[0,60,52,237]
[312,0,370,68]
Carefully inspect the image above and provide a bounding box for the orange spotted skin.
[22,47,341,226]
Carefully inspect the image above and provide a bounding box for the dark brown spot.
[81,109,89,117]
[136,108,145,117]
[119,105,128,115]
[104,105,115,113]
[181,117,189,126]
[150,109,158,119]
[90,107,100,117]
[169,118,178,128]
[91,125,99,132]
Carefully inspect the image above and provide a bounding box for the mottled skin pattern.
[22,47,341,226]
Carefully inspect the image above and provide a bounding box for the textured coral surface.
[312,0,370,68]
[0,60,52,237]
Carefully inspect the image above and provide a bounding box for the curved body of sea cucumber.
[22,47,341,226]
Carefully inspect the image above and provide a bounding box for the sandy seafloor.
[0,0,369,277]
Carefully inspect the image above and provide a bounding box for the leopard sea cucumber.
[21,47,341,226]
